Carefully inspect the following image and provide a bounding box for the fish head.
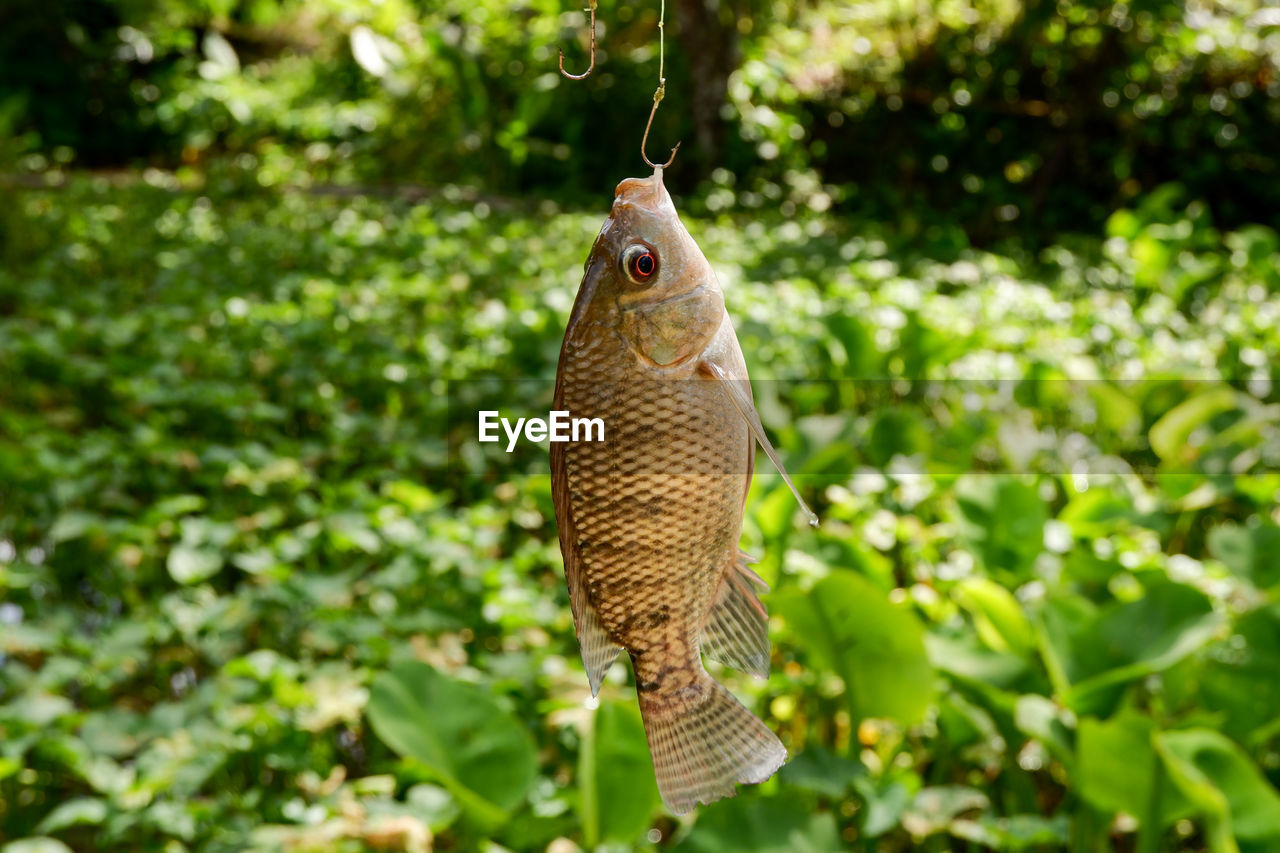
[584,167,726,368]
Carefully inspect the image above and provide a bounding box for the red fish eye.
[632,251,656,278]
[621,243,660,284]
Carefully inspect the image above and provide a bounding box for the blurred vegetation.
[1,0,1278,237]
[2,1,1280,852]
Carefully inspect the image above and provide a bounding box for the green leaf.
[1208,523,1280,588]
[1077,710,1188,828]
[1044,581,1224,714]
[0,693,75,728]
[2,840,75,853]
[866,408,929,466]
[327,513,382,554]
[1107,208,1142,240]
[579,699,659,846]
[1094,581,1221,668]
[1149,387,1241,464]
[779,746,865,799]
[953,476,1046,581]
[1077,710,1155,816]
[1158,729,1280,848]
[366,661,536,826]
[776,572,934,723]
[935,692,1001,752]
[901,785,988,839]
[49,511,103,543]
[950,814,1070,850]
[1088,382,1143,440]
[35,797,108,833]
[1199,604,1280,742]
[926,633,1027,688]
[405,784,461,832]
[166,544,222,584]
[952,577,1035,656]
[1013,695,1074,766]
[676,792,842,852]
[1057,484,1135,539]
[853,774,916,838]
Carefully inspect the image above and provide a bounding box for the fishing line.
[641,0,681,169]
[555,0,680,168]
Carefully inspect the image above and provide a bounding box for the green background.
[1,1,1279,851]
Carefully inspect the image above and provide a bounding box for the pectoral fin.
[703,360,818,526]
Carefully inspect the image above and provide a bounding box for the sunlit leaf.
[578,699,659,846]
[676,792,842,852]
[950,814,1069,849]
[1158,729,1280,849]
[1076,710,1188,827]
[1149,387,1241,465]
[952,577,1035,656]
[366,661,537,825]
[776,573,934,724]
[1208,522,1280,588]
[953,476,1046,581]
[901,786,988,839]
[350,26,389,78]
[34,797,107,833]
[166,544,222,584]
[779,746,865,799]
[1199,604,1280,742]
[2,839,75,853]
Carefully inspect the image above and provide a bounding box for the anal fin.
[577,596,622,697]
[701,550,772,679]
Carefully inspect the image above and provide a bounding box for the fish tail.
[637,671,787,815]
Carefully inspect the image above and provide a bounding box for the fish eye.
[621,243,659,285]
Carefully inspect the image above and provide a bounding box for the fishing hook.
[558,1,597,80]
[641,80,681,169]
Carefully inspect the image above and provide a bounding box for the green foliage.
[733,0,1280,237]
[774,573,935,724]
[578,700,660,846]
[366,661,537,826]
[3,0,1278,240]
[0,173,1278,852]
[1157,728,1280,852]
[675,791,842,852]
[0,0,692,199]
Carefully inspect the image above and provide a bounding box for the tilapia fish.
[551,166,814,814]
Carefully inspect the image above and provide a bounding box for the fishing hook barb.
[558,1,597,80]
[641,80,681,169]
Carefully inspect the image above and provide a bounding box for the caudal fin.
[638,673,787,815]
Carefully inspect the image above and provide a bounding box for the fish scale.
[564,384,745,653]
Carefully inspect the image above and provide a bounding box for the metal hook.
[641,80,681,169]
[558,1,597,80]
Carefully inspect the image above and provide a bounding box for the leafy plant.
[1,175,1277,851]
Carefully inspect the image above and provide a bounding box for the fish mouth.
[613,166,670,213]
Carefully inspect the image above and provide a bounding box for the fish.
[551,165,816,814]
